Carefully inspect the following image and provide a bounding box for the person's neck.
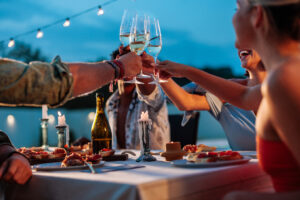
[248,62,266,86]
[254,37,300,72]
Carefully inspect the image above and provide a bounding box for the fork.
[84,161,96,174]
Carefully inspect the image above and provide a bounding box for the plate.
[32,161,105,171]
[171,156,251,168]
[238,151,257,159]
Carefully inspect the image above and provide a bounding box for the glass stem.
[154,57,157,77]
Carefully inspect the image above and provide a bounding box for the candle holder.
[55,125,67,148]
[40,118,49,150]
[136,120,156,162]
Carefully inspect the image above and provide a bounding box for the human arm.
[160,78,210,111]
[0,131,31,184]
[69,52,142,97]
[156,61,261,112]
[0,52,142,107]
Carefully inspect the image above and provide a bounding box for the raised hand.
[118,52,142,78]
[156,60,187,79]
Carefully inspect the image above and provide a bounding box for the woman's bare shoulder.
[265,58,300,98]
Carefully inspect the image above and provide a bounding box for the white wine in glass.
[129,33,150,56]
[147,18,167,84]
[119,10,133,47]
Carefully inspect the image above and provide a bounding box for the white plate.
[238,151,257,159]
[171,156,251,168]
[32,161,105,171]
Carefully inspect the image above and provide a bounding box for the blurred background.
[0,0,244,148]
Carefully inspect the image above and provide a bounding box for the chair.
[169,112,200,148]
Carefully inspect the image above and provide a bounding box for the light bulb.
[63,18,70,27]
[8,38,15,48]
[88,112,95,122]
[7,115,15,127]
[97,6,104,15]
[36,29,43,38]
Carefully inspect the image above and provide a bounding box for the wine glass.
[120,11,143,84]
[124,14,150,84]
[119,10,133,47]
[147,18,167,84]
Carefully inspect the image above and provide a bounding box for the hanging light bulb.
[36,29,43,38]
[8,38,15,48]
[63,18,70,27]
[97,6,104,15]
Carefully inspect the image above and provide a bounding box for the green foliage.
[1,41,48,63]
[6,41,49,63]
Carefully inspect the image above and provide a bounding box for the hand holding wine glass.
[118,52,143,77]
[156,60,187,79]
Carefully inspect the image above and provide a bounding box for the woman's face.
[238,49,262,70]
[233,0,255,50]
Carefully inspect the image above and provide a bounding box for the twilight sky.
[0,0,244,74]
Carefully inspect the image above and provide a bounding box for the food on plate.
[18,147,68,161]
[67,145,82,152]
[61,153,85,167]
[18,147,48,159]
[197,144,217,152]
[85,154,102,164]
[187,151,243,163]
[99,148,115,157]
[182,144,198,153]
[161,142,186,161]
[183,144,217,153]
[49,148,67,159]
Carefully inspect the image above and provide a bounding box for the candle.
[42,105,48,119]
[57,111,66,126]
[139,111,150,122]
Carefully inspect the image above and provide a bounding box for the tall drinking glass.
[147,18,167,84]
[119,10,133,47]
[124,14,150,84]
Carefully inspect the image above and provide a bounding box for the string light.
[8,38,15,48]
[63,18,70,27]
[0,0,118,44]
[36,29,44,38]
[97,6,104,15]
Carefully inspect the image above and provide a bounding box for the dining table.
[2,150,274,200]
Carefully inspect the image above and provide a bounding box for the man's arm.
[0,52,141,107]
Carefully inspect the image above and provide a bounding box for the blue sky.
[0,0,244,74]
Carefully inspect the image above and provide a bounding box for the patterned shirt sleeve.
[0,56,73,108]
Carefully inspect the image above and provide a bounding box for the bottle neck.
[96,98,105,114]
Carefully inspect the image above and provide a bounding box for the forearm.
[161,79,210,111]
[180,65,260,111]
[68,62,115,97]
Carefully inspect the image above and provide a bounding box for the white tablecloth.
[3,150,273,200]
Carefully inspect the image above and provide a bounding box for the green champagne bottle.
[91,93,112,154]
